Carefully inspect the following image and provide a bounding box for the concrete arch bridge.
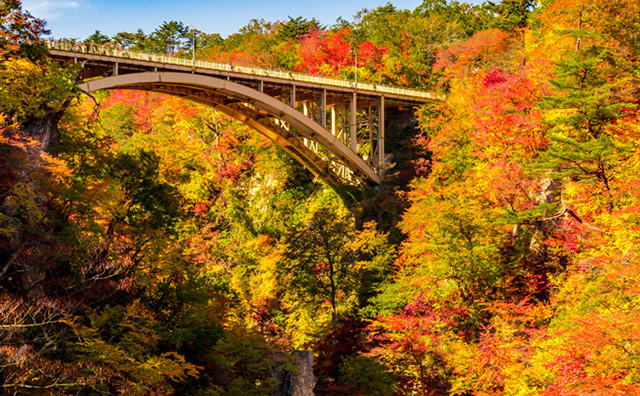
[47,40,442,189]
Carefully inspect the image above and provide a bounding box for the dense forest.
[2,0,640,394]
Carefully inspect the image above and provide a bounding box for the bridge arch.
[79,72,382,188]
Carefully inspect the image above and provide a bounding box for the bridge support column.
[330,106,336,136]
[368,106,373,163]
[320,89,326,128]
[340,102,348,144]
[377,96,385,175]
[350,92,356,152]
[290,85,296,107]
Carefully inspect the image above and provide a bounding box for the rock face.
[24,111,63,150]
[272,350,316,396]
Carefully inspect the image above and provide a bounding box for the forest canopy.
[1,0,640,395]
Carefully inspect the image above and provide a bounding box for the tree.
[415,0,494,36]
[486,0,536,33]
[113,29,147,50]
[534,43,636,211]
[370,296,469,395]
[281,200,393,330]
[353,3,406,47]
[276,16,321,41]
[0,0,49,60]
[148,20,188,55]
[85,29,110,44]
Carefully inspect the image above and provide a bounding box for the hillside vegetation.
[1,0,640,394]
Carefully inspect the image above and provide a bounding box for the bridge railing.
[46,39,443,101]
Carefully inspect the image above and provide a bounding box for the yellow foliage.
[0,58,51,121]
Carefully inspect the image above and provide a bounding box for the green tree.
[113,30,147,49]
[281,199,393,329]
[85,29,110,44]
[486,0,536,33]
[534,43,636,208]
[148,20,188,54]
[353,3,406,46]
[415,0,494,36]
[276,16,322,41]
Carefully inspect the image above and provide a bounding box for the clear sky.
[22,0,482,40]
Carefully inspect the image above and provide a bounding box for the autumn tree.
[281,198,393,331]
[0,0,49,60]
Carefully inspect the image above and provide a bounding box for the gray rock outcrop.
[272,350,316,396]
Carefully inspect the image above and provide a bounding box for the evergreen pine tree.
[148,20,188,55]
[534,40,636,207]
[85,30,110,44]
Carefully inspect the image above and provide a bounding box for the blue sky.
[22,0,483,40]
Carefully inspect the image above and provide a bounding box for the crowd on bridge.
[48,38,129,57]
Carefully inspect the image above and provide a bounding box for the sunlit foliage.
[3,0,640,394]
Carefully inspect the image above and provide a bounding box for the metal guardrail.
[46,40,443,101]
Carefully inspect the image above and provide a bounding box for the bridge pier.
[378,96,385,176]
[330,106,337,136]
[350,93,357,152]
[290,85,296,107]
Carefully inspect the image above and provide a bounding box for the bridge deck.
[46,40,442,104]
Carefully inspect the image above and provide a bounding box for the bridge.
[47,40,442,188]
